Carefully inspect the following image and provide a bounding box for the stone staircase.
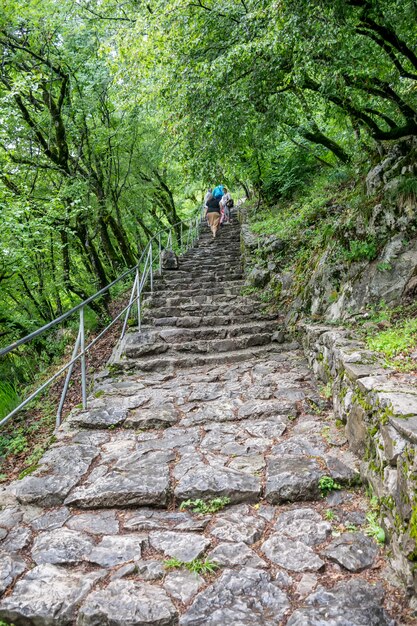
[0,214,409,625]
[110,216,283,373]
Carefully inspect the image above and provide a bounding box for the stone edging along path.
[301,322,417,602]
[0,218,413,625]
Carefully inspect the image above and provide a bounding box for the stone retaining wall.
[300,323,417,596]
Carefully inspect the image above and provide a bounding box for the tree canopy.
[0,0,416,371]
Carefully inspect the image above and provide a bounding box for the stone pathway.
[0,216,411,624]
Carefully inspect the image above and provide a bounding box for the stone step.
[145,292,254,309]
[124,332,274,359]
[111,342,282,372]
[148,311,278,327]
[179,257,241,267]
[144,287,243,302]
[144,281,244,297]
[154,274,244,288]
[142,301,267,319]
[154,270,244,282]
[164,260,241,270]
[182,245,240,255]
[196,239,240,248]
[198,227,240,236]
[128,320,279,346]
[182,248,240,257]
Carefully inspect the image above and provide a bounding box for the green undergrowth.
[250,165,373,255]
[247,163,390,307]
[365,511,386,544]
[179,497,230,515]
[164,557,218,575]
[319,476,342,497]
[346,301,417,372]
[366,318,417,368]
[0,382,20,424]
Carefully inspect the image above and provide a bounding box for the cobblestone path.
[0,217,410,624]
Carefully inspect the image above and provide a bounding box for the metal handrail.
[0,210,203,429]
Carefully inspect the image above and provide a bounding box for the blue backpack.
[212,185,224,199]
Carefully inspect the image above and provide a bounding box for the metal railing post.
[136,267,141,331]
[121,270,139,339]
[158,233,162,275]
[150,244,153,293]
[180,222,183,250]
[80,306,87,410]
[56,327,82,428]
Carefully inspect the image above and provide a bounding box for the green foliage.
[365,512,386,544]
[179,497,231,515]
[164,557,218,575]
[319,476,342,497]
[367,318,417,358]
[377,262,393,272]
[391,175,417,205]
[343,239,378,263]
[325,509,337,521]
[0,429,29,457]
[0,382,20,422]
[261,149,319,204]
[320,383,333,400]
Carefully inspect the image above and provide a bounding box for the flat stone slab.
[0,507,23,529]
[123,509,210,532]
[242,418,287,439]
[31,507,70,531]
[68,406,127,429]
[125,404,178,429]
[273,508,332,546]
[323,532,379,572]
[377,391,417,417]
[271,436,325,457]
[149,531,210,562]
[228,454,266,473]
[77,579,178,626]
[65,453,171,508]
[66,510,119,535]
[389,415,417,445]
[261,535,325,572]
[1,526,32,552]
[208,542,267,568]
[265,456,324,503]
[0,564,104,625]
[0,551,26,595]
[180,567,290,625]
[180,401,237,426]
[88,534,147,567]
[163,569,203,603]
[11,444,98,506]
[135,559,165,580]
[209,506,265,544]
[188,384,223,402]
[287,578,395,625]
[32,528,95,565]
[175,464,261,504]
[238,399,293,419]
